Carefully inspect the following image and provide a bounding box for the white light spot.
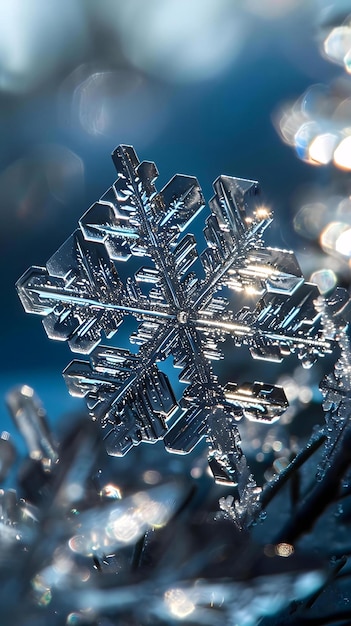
[334,136,351,170]
[308,133,338,165]
[164,588,195,618]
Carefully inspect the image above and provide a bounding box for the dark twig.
[259,430,326,511]
[275,426,351,544]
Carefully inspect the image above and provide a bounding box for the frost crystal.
[315,290,351,479]
[17,145,334,490]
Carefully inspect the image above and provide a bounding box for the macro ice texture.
[17,145,335,488]
[315,290,351,480]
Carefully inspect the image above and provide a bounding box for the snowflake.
[17,145,334,491]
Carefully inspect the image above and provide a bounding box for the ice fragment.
[6,385,57,469]
[0,432,16,481]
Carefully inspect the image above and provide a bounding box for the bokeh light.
[308,132,338,165]
[275,542,294,557]
[276,81,351,169]
[93,0,247,83]
[68,482,183,558]
[320,221,351,261]
[0,145,84,228]
[164,588,195,619]
[323,20,351,73]
[333,135,351,169]
[62,66,168,145]
[0,0,87,93]
[310,268,337,294]
[292,187,351,276]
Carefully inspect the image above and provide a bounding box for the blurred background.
[1,0,351,439]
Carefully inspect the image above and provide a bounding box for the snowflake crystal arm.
[63,344,178,456]
[17,145,334,498]
[17,230,125,353]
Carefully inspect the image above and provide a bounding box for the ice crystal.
[17,145,335,493]
[0,387,330,626]
[315,289,351,479]
[218,457,262,530]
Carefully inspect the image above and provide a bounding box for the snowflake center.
[176,311,189,324]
